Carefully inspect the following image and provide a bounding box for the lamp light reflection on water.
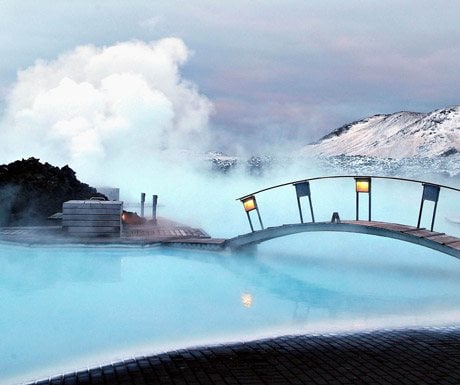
[2,238,460,385]
[241,293,253,308]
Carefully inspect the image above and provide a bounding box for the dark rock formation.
[0,158,105,226]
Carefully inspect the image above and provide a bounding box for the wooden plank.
[401,227,427,232]
[62,203,122,209]
[63,220,121,227]
[449,242,460,250]
[67,226,120,234]
[63,200,122,204]
[63,214,121,221]
[343,220,418,232]
[374,223,415,232]
[63,201,122,210]
[63,208,122,215]
[408,230,445,238]
[426,235,460,245]
[69,234,119,238]
[66,226,120,232]
[164,238,226,245]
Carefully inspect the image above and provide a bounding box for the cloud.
[0,38,213,170]
[1,1,460,159]
[139,16,162,31]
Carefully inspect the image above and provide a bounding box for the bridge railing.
[237,175,460,233]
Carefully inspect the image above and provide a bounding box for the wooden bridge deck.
[225,220,460,259]
[344,220,460,251]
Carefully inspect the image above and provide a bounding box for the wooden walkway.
[345,220,460,249]
[0,217,227,250]
[2,219,460,257]
[225,220,460,259]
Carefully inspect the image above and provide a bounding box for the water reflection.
[241,292,253,308]
[161,245,460,320]
[0,244,122,293]
[1,240,460,384]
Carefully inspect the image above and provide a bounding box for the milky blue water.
[1,233,460,384]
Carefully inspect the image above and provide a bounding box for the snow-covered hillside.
[301,106,460,158]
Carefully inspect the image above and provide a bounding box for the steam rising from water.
[1,39,460,385]
[0,38,213,171]
[0,37,323,233]
[0,38,459,238]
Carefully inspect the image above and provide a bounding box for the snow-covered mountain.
[300,106,460,158]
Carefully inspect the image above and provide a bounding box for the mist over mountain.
[300,106,460,158]
[206,106,460,180]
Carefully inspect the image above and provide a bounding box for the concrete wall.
[63,200,123,237]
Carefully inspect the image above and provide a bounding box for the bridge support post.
[256,207,264,230]
[369,190,372,222]
[356,191,359,221]
[246,212,254,232]
[308,195,315,223]
[244,208,264,232]
[296,196,304,224]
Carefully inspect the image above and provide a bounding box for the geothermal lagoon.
[2,237,460,384]
[2,175,460,384]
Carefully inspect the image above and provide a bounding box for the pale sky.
[1,0,459,154]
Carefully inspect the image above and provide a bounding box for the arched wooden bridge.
[225,176,460,259]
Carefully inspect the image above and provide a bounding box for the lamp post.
[417,183,441,231]
[241,195,264,232]
[293,181,315,223]
[355,177,371,221]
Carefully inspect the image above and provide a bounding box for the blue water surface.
[1,234,460,384]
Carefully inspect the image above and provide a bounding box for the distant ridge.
[301,106,460,158]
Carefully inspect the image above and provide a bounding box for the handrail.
[237,175,460,201]
[236,174,460,233]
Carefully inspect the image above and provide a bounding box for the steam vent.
[62,200,123,237]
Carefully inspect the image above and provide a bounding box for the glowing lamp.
[355,179,370,193]
[355,178,370,193]
[240,195,264,231]
[242,196,257,212]
[355,177,372,221]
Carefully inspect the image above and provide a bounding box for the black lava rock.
[0,157,105,226]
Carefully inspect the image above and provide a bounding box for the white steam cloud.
[0,38,213,170]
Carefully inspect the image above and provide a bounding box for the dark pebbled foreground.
[27,327,460,385]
